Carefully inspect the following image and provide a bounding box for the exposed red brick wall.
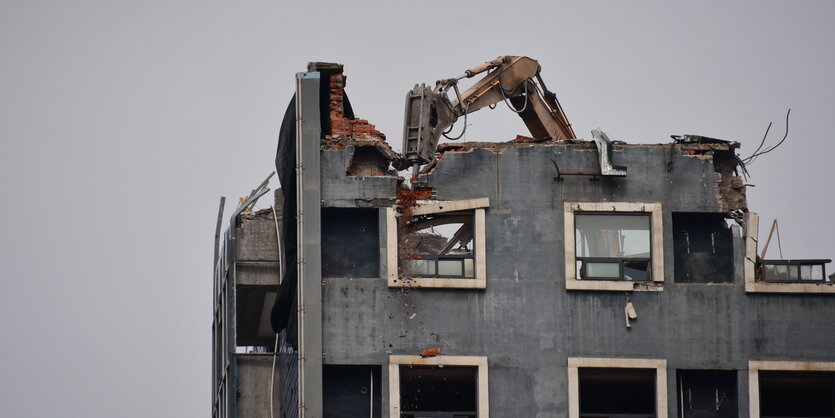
[327,73,386,141]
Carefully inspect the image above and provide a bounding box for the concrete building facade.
[212,63,834,418]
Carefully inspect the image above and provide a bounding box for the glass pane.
[774,264,790,281]
[800,265,813,281]
[464,258,474,278]
[407,259,436,276]
[624,260,650,281]
[438,259,464,276]
[575,214,650,258]
[761,264,775,281]
[585,261,620,278]
[787,265,799,281]
[812,264,824,281]
[408,221,472,256]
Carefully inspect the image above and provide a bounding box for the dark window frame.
[408,253,475,279]
[758,259,831,283]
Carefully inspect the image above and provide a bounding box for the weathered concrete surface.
[235,354,280,418]
[235,209,282,347]
[316,143,835,417]
[321,148,398,208]
[236,208,281,262]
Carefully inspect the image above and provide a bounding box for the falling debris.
[421,347,442,358]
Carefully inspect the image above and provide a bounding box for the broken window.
[759,371,835,418]
[759,259,831,283]
[673,213,734,283]
[388,199,488,289]
[324,365,381,418]
[403,215,475,279]
[677,370,737,418]
[575,213,652,281]
[400,365,477,418]
[578,367,657,417]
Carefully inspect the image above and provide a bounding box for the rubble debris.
[677,141,747,211]
[671,134,732,144]
[396,186,434,223]
[511,134,544,143]
[421,347,441,358]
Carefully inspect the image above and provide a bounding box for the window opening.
[677,370,737,418]
[324,365,382,418]
[322,208,380,278]
[673,213,734,283]
[402,213,475,279]
[579,367,656,417]
[400,365,477,418]
[575,213,651,281]
[759,371,835,418]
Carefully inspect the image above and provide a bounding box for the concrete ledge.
[745,281,835,294]
[565,280,663,292]
[411,198,490,216]
[388,277,486,289]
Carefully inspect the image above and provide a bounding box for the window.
[387,198,488,289]
[575,214,651,281]
[672,213,734,284]
[568,357,668,418]
[389,355,488,418]
[403,217,475,279]
[744,213,835,293]
[748,361,835,418]
[400,366,477,418]
[323,365,381,418]
[676,370,737,417]
[759,259,830,283]
[565,202,664,291]
[321,208,380,278]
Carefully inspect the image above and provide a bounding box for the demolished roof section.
[308,61,747,212]
[423,136,748,212]
[313,62,400,164]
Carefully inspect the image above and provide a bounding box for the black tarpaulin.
[270,68,355,347]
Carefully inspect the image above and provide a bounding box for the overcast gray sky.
[1,1,833,417]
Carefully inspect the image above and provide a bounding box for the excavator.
[400,56,625,178]
[400,56,574,174]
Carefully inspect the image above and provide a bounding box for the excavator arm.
[401,56,575,172]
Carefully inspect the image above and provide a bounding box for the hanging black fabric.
[272,95,299,345]
[270,71,355,347]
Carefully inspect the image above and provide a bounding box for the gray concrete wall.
[316,143,835,417]
[236,209,281,263]
[235,354,281,418]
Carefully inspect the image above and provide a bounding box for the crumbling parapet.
[312,63,400,177]
[422,138,749,212]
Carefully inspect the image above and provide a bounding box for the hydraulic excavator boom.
[401,56,575,174]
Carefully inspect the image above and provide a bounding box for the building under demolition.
[212,59,834,418]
